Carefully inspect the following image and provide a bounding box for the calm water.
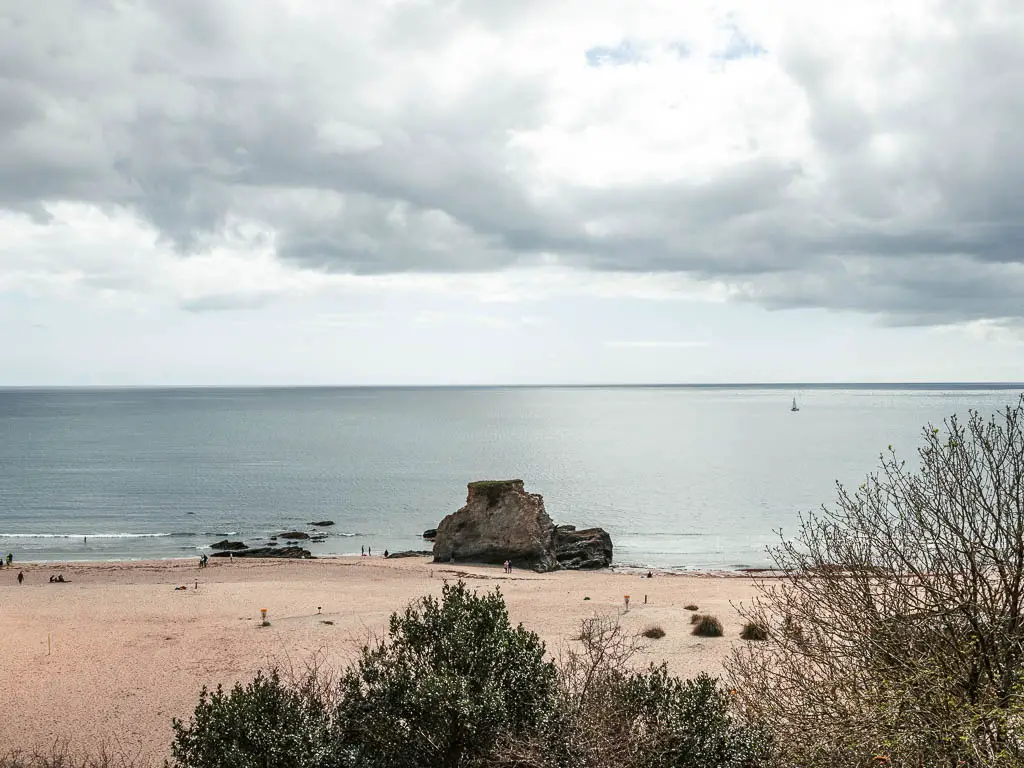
[0,385,1021,569]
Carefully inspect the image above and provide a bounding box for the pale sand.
[0,557,767,761]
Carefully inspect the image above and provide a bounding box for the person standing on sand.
[17,571,24,584]
[6,552,13,566]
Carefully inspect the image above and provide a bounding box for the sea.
[0,385,1021,570]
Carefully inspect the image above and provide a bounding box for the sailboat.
[791,397,800,412]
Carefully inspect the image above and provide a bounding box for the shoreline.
[4,554,781,578]
[1,556,769,759]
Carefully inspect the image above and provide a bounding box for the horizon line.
[2,381,1023,391]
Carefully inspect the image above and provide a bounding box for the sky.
[2,0,1024,385]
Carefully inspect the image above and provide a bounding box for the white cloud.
[2,0,1024,383]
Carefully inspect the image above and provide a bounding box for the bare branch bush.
[494,614,771,768]
[727,396,1024,767]
[0,741,143,768]
[489,614,644,768]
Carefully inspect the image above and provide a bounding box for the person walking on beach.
[17,571,24,585]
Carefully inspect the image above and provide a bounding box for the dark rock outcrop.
[433,480,558,571]
[211,546,312,559]
[279,531,310,540]
[432,480,612,572]
[554,527,613,569]
[386,550,433,559]
[422,528,438,540]
[210,539,248,551]
[310,520,335,527]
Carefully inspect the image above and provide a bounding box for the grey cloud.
[2,0,1024,327]
[180,293,273,313]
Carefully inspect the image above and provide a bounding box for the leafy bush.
[334,580,558,767]
[692,615,724,637]
[169,670,338,768]
[608,668,772,768]
[689,613,704,624]
[739,622,768,641]
[642,625,666,639]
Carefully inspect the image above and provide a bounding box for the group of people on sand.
[197,554,209,568]
[48,574,67,583]
[502,560,514,574]
[1,552,13,567]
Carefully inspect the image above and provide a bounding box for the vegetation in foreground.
[168,581,769,768]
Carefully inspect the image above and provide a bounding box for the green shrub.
[334,580,557,767]
[607,668,772,768]
[692,615,724,637]
[642,625,666,639]
[169,670,338,768]
[740,622,768,641]
[689,612,704,624]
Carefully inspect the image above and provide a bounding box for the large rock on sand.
[433,480,560,571]
[554,526,613,570]
[433,480,613,572]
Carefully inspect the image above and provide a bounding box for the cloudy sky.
[2,0,1023,385]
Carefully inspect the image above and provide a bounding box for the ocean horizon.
[2,383,1022,568]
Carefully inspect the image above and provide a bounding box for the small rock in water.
[210,539,248,551]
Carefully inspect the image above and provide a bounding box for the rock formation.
[210,539,248,550]
[553,525,614,570]
[432,480,612,572]
[310,520,335,527]
[422,528,437,540]
[211,546,312,559]
[278,531,310,540]
[433,480,557,571]
[386,550,433,558]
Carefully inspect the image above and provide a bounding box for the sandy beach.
[0,557,766,762]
